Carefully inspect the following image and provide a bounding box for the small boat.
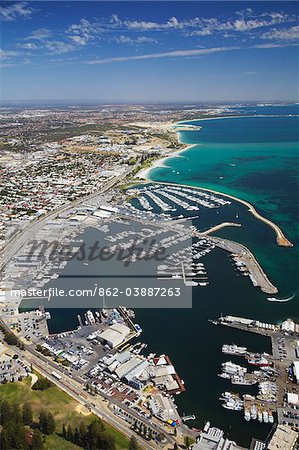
[244,409,251,422]
[262,411,269,423]
[250,405,257,420]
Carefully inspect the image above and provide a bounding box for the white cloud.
[118,16,184,31]
[262,25,299,41]
[26,28,52,41]
[123,19,162,30]
[253,42,299,49]
[68,18,101,46]
[115,35,158,44]
[86,46,239,64]
[70,35,88,45]
[0,2,33,22]
[110,14,122,25]
[0,49,18,60]
[44,41,75,54]
[111,11,297,36]
[17,42,38,50]
[190,27,213,36]
[234,19,263,32]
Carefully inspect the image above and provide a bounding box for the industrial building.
[98,323,131,348]
[192,422,246,450]
[292,361,299,383]
[281,318,297,334]
[286,392,299,405]
[267,425,298,450]
[149,393,177,422]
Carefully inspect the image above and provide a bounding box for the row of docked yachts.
[130,183,231,214]
[220,392,274,423]
[219,343,277,425]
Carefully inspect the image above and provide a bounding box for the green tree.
[73,427,80,445]
[39,410,55,435]
[62,423,67,439]
[39,410,47,434]
[79,421,87,447]
[4,332,18,346]
[129,435,139,450]
[0,400,11,425]
[9,422,27,449]
[66,425,73,441]
[0,428,10,450]
[184,436,192,448]
[45,412,55,435]
[32,377,52,391]
[148,429,153,440]
[157,433,165,443]
[98,432,116,450]
[22,402,33,425]
[11,404,22,424]
[31,430,44,450]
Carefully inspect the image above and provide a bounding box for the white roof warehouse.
[98,323,131,348]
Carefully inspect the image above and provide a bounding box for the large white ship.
[222,344,247,356]
[221,361,247,375]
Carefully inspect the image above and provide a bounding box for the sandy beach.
[132,120,196,180]
[134,144,194,180]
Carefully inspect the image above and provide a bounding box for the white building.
[293,361,299,383]
[286,392,299,405]
[281,318,296,333]
[149,393,176,422]
[98,323,131,348]
[268,425,298,450]
[192,422,246,450]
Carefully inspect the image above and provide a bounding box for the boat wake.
[267,293,295,303]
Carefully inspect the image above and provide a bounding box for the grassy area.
[44,434,81,450]
[0,376,130,450]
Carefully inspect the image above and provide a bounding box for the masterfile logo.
[25,237,168,267]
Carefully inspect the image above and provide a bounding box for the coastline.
[133,120,197,180]
[135,144,195,180]
[133,117,293,248]
[176,113,299,124]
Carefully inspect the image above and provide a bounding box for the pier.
[212,315,299,428]
[182,415,196,422]
[194,233,278,294]
[149,181,293,247]
[115,211,278,295]
[202,222,241,235]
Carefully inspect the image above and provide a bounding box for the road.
[0,165,136,271]
[0,318,176,450]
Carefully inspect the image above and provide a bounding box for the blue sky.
[1,1,299,102]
